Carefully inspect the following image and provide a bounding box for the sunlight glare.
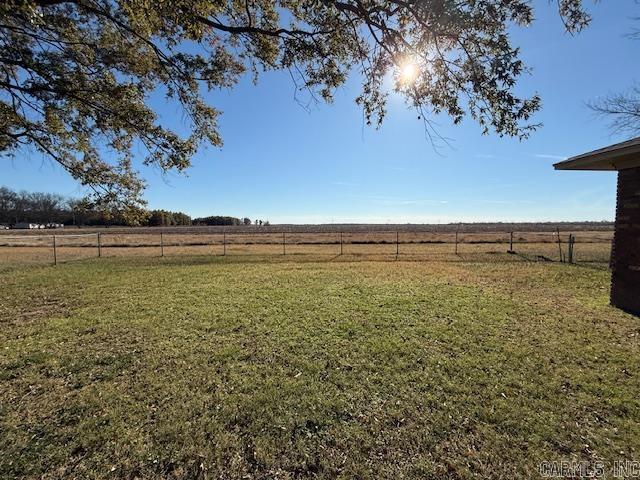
[399,60,419,85]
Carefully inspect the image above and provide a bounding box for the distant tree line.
[148,210,192,227]
[192,216,243,226]
[0,187,67,224]
[192,216,270,226]
[0,187,268,227]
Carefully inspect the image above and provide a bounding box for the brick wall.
[611,166,640,315]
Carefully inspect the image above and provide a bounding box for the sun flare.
[398,60,419,85]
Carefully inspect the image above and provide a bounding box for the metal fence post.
[283,232,286,255]
[223,231,226,256]
[340,231,343,255]
[160,232,164,257]
[509,231,514,253]
[568,234,574,264]
[97,233,102,258]
[52,234,57,265]
[556,228,563,262]
[455,230,459,255]
[396,230,399,256]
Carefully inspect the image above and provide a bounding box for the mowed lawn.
[1,257,639,479]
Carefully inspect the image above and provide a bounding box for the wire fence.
[0,230,614,266]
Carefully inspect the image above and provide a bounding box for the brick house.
[554,137,640,315]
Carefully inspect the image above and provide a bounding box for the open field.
[1,255,638,479]
[0,221,615,236]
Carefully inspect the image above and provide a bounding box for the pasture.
[1,254,639,479]
[0,226,614,267]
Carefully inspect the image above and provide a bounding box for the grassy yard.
[1,256,639,479]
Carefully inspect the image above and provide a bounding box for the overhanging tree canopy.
[1,0,593,215]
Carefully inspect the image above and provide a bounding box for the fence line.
[0,230,613,266]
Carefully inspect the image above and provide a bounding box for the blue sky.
[3,1,639,223]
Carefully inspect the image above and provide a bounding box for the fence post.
[568,234,574,264]
[396,230,399,256]
[223,231,226,256]
[509,231,514,253]
[556,227,563,262]
[455,230,459,255]
[52,234,57,265]
[340,231,343,255]
[97,233,102,258]
[283,232,286,255]
[160,232,164,257]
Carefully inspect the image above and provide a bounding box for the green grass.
[1,256,639,479]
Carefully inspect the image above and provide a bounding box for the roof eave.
[553,158,617,171]
[554,147,640,171]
